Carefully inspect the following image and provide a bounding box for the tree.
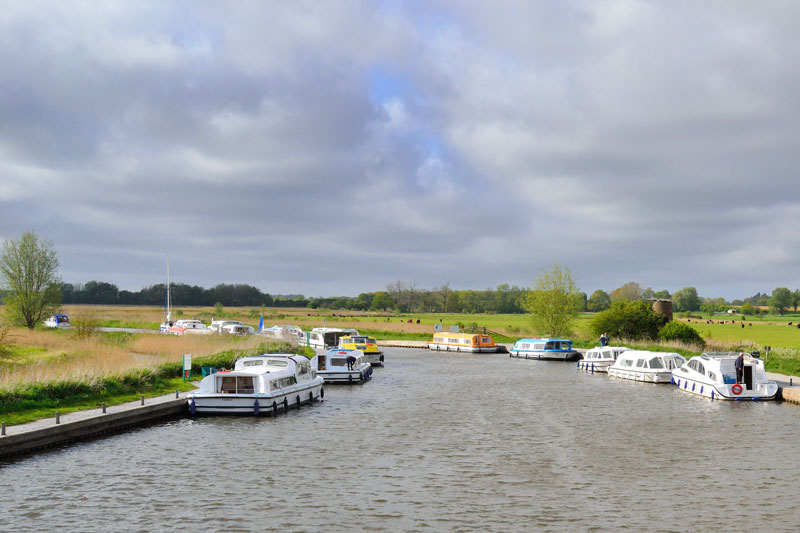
[0,231,62,329]
[657,321,705,346]
[653,289,671,299]
[370,291,393,311]
[672,286,701,312]
[769,287,793,316]
[587,289,611,312]
[590,300,666,340]
[609,282,642,302]
[522,262,582,337]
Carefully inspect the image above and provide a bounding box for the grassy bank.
[0,339,304,426]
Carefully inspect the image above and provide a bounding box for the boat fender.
[296,395,300,406]
[320,387,324,399]
[711,390,714,400]
[254,399,259,416]
[692,383,695,392]
[189,398,196,416]
[272,401,278,415]
[309,391,314,403]
[700,386,704,395]
[732,384,743,395]
[348,374,353,384]
[684,380,688,389]
[380,354,384,362]
[671,377,674,385]
[591,363,594,374]
[283,398,288,411]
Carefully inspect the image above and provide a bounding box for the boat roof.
[311,327,358,333]
[700,351,749,360]
[323,348,364,356]
[515,338,572,343]
[620,350,683,358]
[52,314,69,319]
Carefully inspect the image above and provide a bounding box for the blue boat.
[509,338,581,361]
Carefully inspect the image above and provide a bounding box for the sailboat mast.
[165,255,171,323]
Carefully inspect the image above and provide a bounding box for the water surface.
[3,348,799,532]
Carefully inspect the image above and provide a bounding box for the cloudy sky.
[2,1,799,300]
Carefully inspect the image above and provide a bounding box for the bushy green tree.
[609,281,643,302]
[770,287,792,315]
[657,321,705,346]
[522,262,582,337]
[0,231,62,329]
[587,289,612,312]
[672,286,701,312]
[590,300,667,340]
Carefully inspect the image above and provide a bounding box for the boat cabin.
[44,314,71,328]
[428,332,498,353]
[309,328,360,351]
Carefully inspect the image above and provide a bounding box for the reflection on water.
[3,348,800,532]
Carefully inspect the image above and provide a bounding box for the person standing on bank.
[599,332,609,347]
[735,352,745,384]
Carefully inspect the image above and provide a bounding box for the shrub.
[657,321,705,346]
[70,311,100,340]
[591,300,667,340]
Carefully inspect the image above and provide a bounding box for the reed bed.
[0,327,268,391]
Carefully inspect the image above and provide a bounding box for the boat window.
[331,357,346,367]
[697,362,705,374]
[367,338,376,344]
[708,371,717,381]
[545,342,555,350]
[298,361,309,375]
[636,359,646,368]
[318,356,326,371]
[481,337,492,344]
[242,360,264,367]
[534,344,545,350]
[270,380,279,391]
[237,376,255,394]
[266,360,288,367]
[649,358,663,369]
[219,376,236,393]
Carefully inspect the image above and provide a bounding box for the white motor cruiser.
[607,350,686,383]
[308,327,359,351]
[187,354,324,415]
[671,352,779,400]
[578,346,628,373]
[314,348,373,384]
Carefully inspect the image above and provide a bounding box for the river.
[3,347,800,532]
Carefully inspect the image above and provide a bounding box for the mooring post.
[55,412,60,424]
[102,402,106,414]
[140,395,145,406]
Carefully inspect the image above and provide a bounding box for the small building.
[651,299,673,322]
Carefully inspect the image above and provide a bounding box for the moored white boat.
[578,346,628,373]
[222,323,255,335]
[308,327,359,351]
[186,353,324,415]
[509,338,581,361]
[259,325,306,343]
[167,319,212,335]
[607,350,685,383]
[313,348,372,384]
[671,352,778,400]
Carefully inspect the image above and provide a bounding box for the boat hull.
[607,368,673,383]
[671,376,778,401]
[318,364,373,384]
[577,360,613,372]
[509,350,581,361]
[428,344,499,353]
[188,381,323,415]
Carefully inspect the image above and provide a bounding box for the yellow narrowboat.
[428,332,498,353]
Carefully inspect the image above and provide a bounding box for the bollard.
[1,422,5,436]
[102,402,106,414]
[56,412,60,424]
[175,389,179,398]
[140,395,145,406]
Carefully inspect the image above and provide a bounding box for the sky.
[1,1,799,300]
